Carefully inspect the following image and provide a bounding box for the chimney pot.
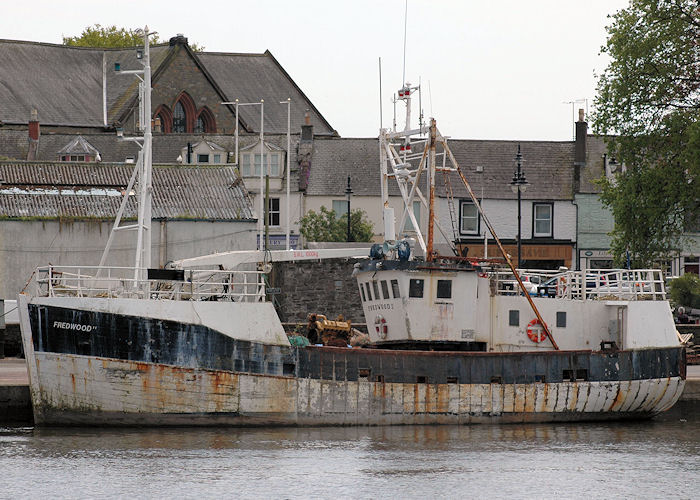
[578,108,585,122]
[304,111,311,126]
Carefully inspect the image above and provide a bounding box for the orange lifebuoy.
[526,318,548,343]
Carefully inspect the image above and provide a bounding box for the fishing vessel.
[17,31,685,426]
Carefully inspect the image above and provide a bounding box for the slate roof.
[307,137,576,200]
[0,161,254,220]
[0,38,334,135]
[197,51,336,136]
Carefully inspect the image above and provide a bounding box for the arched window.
[153,105,173,133]
[173,102,186,133]
[172,92,197,133]
[195,107,216,133]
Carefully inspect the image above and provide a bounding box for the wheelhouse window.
[380,281,390,300]
[364,282,373,301]
[409,279,424,298]
[437,280,452,299]
[390,279,400,299]
[460,201,479,235]
[533,203,553,237]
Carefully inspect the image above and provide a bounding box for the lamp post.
[345,176,353,242]
[510,145,529,269]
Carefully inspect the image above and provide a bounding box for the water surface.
[1,402,697,499]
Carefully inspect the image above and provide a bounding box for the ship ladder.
[442,169,460,256]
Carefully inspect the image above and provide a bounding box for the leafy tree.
[299,206,374,242]
[593,0,700,266]
[668,273,700,309]
[63,24,204,51]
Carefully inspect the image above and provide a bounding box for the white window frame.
[332,200,348,218]
[404,201,421,231]
[240,152,282,178]
[459,200,479,235]
[268,197,280,227]
[533,203,553,238]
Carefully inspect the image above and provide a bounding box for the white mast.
[98,26,156,283]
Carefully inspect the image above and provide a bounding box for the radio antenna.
[402,0,408,86]
[379,57,383,130]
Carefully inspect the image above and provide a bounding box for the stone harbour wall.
[271,258,365,328]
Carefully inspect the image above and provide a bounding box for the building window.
[533,203,553,237]
[404,201,421,231]
[240,152,282,177]
[195,117,204,133]
[332,200,348,218]
[173,101,186,133]
[268,198,280,226]
[195,107,216,133]
[154,105,173,133]
[213,154,221,163]
[198,154,209,163]
[460,201,479,235]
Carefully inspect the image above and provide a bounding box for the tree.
[668,273,700,309]
[299,206,374,242]
[593,0,700,266]
[63,24,204,51]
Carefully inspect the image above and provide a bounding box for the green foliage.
[299,206,374,242]
[592,0,700,266]
[63,24,204,51]
[668,273,700,309]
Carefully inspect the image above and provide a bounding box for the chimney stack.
[27,109,40,160]
[28,109,40,141]
[298,110,314,191]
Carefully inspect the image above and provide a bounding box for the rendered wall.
[0,219,257,299]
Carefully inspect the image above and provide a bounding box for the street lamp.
[510,145,529,269]
[345,176,353,242]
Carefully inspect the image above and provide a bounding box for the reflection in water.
[1,402,698,499]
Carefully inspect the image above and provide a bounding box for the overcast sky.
[4,0,629,141]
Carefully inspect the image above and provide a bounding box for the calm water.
[1,403,698,500]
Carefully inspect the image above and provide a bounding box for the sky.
[3,0,630,141]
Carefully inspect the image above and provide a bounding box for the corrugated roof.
[307,136,576,200]
[0,161,254,220]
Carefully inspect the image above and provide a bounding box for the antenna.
[402,0,408,86]
[379,57,383,131]
[428,80,433,117]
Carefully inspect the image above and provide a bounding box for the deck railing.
[33,265,267,302]
[491,268,667,301]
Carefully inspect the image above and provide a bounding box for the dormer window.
[57,136,100,162]
[240,151,283,177]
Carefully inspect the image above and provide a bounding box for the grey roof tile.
[0,161,254,220]
[307,137,576,200]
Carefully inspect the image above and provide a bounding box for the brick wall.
[272,258,365,327]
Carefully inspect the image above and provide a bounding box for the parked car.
[536,277,559,297]
[501,274,541,295]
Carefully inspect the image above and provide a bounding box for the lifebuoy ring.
[526,318,548,343]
